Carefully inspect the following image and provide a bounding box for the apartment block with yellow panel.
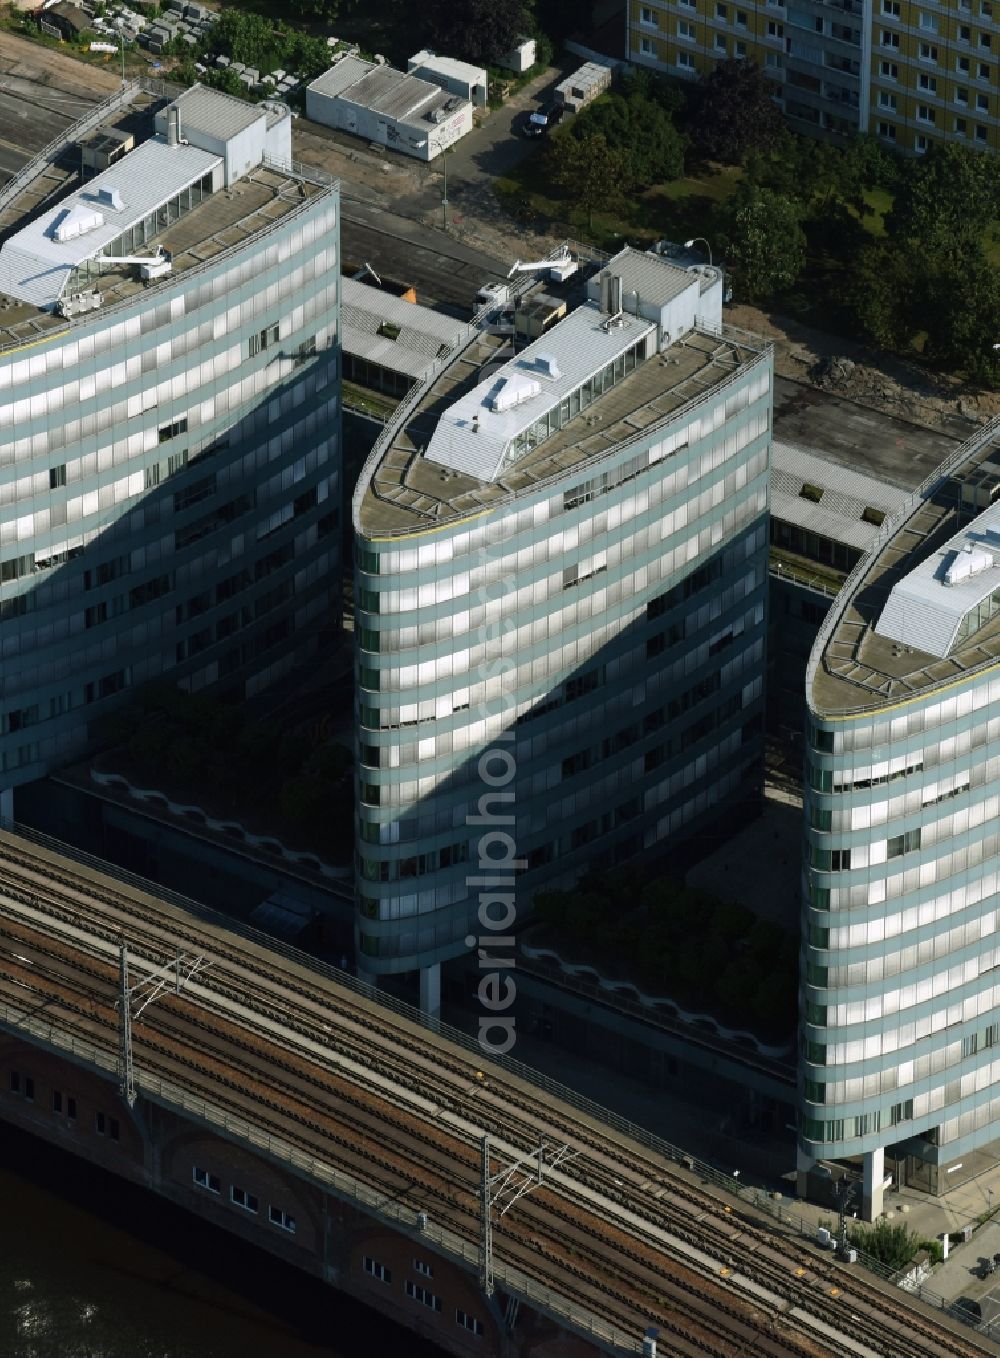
[627,0,999,151]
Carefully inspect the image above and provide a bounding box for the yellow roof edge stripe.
[816,654,1000,724]
[366,506,493,544]
[0,328,70,360]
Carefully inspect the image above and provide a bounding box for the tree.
[424,0,531,66]
[716,184,806,303]
[886,142,1000,257]
[847,241,920,351]
[547,131,631,230]
[690,60,787,166]
[748,133,895,220]
[574,91,686,188]
[922,249,1000,376]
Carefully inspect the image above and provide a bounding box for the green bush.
[848,1219,921,1271]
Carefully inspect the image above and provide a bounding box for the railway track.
[0,924,813,1357]
[0,829,992,1358]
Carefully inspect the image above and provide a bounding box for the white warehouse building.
[306,55,473,161]
[407,50,487,107]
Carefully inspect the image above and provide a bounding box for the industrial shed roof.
[770,440,909,552]
[597,245,699,307]
[161,83,262,139]
[307,54,466,130]
[341,276,465,381]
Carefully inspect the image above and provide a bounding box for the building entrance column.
[419,962,441,1019]
[862,1146,886,1221]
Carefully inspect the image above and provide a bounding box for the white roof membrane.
[0,136,221,309]
[425,302,654,483]
[876,498,1000,658]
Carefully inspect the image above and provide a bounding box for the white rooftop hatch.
[876,499,1000,658]
[425,300,655,483]
[944,542,994,585]
[487,371,541,412]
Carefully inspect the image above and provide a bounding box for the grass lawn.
[495,146,745,251]
[497,138,1000,266]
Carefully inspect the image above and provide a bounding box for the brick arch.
[347,1226,499,1349]
[0,1038,147,1165]
[159,1124,323,1242]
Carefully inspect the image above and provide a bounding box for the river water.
[0,1123,442,1358]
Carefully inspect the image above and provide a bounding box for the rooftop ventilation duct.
[944,542,994,585]
[534,351,560,379]
[52,203,105,242]
[96,185,124,211]
[598,271,623,316]
[486,372,541,412]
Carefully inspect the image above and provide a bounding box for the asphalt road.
[340,195,506,316]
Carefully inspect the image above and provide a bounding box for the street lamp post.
[442,147,448,231]
[684,237,713,267]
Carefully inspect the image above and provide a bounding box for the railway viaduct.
[0,824,994,1358]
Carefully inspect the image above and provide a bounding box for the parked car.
[524,100,564,136]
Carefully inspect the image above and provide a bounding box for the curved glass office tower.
[0,84,340,803]
[353,248,772,1013]
[800,416,1000,1217]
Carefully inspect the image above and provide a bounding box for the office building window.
[714,33,727,49]
[364,1257,391,1283]
[456,1310,485,1336]
[881,29,899,46]
[975,123,988,141]
[956,85,970,103]
[976,92,989,110]
[955,117,968,134]
[269,1206,296,1233]
[735,39,747,54]
[640,35,654,52]
[677,49,695,67]
[405,1281,442,1312]
[918,73,937,91]
[917,103,936,123]
[877,121,897,140]
[412,1259,434,1278]
[193,1166,221,1193]
[231,1185,258,1213]
[678,18,695,37]
[918,42,938,61]
[158,417,188,443]
[248,325,279,358]
[880,60,898,78]
[878,91,897,109]
[978,62,990,78]
[49,464,66,489]
[640,4,656,21]
[918,10,937,28]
